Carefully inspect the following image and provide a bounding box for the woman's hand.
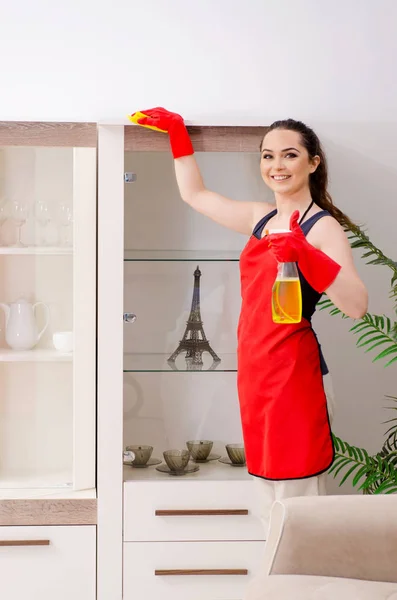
[267,210,307,263]
[268,211,368,318]
[267,211,342,295]
[130,107,194,159]
[132,107,182,132]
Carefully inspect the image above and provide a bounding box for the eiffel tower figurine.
[168,265,221,370]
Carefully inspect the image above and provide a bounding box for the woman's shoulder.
[306,210,347,249]
[308,210,342,229]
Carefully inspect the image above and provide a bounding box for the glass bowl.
[126,444,153,466]
[186,440,213,461]
[163,449,191,471]
[226,443,246,465]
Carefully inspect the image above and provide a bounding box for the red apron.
[237,233,334,480]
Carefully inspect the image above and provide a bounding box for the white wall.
[2,0,396,492]
[1,0,396,124]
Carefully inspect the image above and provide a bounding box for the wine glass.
[9,200,29,247]
[35,200,51,246]
[0,200,9,246]
[58,203,73,247]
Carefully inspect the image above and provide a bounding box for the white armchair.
[246,494,397,600]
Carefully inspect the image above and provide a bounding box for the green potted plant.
[320,227,397,494]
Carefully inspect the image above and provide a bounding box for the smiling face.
[260,128,320,195]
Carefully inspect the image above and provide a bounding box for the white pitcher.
[0,298,50,350]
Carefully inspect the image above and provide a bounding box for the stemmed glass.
[35,200,51,246]
[58,203,73,247]
[0,200,8,246]
[9,200,29,247]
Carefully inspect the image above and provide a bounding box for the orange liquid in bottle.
[266,228,302,324]
[272,276,302,324]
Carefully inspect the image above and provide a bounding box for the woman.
[131,107,368,531]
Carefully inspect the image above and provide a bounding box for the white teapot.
[0,297,50,350]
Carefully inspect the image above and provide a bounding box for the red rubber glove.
[131,107,194,159]
[267,210,341,293]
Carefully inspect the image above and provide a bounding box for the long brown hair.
[261,119,357,232]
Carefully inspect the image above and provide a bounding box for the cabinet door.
[0,123,96,492]
[72,146,96,490]
[0,525,96,600]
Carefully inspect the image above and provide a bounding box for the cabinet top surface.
[123,463,253,483]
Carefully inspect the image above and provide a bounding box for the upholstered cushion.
[264,496,397,583]
[246,575,397,600]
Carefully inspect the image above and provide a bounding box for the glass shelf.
[0,349,73,362]
[0,469,72,490]
[124,249,240,262]
[0,246,73,255]
[123,352,237,372]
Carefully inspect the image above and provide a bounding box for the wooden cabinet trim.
[0,122,96,147]
[125,125,266,152]
[0,499,97,526]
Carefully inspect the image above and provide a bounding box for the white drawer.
[0,525,96,600]
[124,480,264,542]
[124,540,265,600]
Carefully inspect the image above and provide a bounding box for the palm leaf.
[385,355,397,367]
[376,482,397,494]
[322,229,397,494]
[347,225,397,309]
[329,435,397,494]
[380,397,397,458]
[352,465,370,486]
[317,298,348,318]
[317,306,397,366]
[347,227,397,280]
[319,224,397,323]
[339,463,362,486]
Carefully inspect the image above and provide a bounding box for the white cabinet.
[0,525,96,600]
[97,123,266,599]
[0,122,97,600]
[0,123,96,493]
[124,478,264,599]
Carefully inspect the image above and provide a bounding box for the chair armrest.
[261,494,397,583]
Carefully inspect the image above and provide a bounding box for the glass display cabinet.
[0,122,96,495]
[0,121,97,600]
[98,122,266,600]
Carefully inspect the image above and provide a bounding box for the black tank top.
[252,208,330,375]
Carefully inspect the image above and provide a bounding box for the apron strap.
[298,199,314,225]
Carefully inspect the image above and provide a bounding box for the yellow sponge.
[128,111,167,133]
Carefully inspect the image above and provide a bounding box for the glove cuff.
[298,245,341,293]
[168,120,194,159]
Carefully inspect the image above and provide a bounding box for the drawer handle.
[0,540,50,547]
[155,509,249,517]
[155,569,248,576]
